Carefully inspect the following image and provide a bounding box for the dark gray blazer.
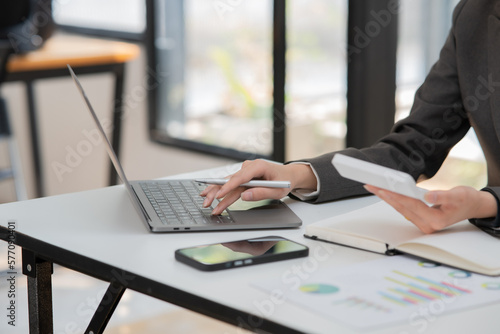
[293,0,500,219]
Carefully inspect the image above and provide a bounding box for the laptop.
[68,65,302,232]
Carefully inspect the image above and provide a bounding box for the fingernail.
[203,198,210,208]
[241,191,253,201]
[215,191,222,199]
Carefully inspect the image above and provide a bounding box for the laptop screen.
[68,64,150,223]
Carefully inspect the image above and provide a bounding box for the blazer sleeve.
[289,0,471,204]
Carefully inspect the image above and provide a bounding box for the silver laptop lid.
[68,65,151,224]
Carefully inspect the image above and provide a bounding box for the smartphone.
[175,236,309,271]
[332,154,428,201]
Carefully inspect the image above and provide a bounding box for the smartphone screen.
[175,236,308,271]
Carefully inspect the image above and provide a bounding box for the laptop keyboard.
[140,180,234,225]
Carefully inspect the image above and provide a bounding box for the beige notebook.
[304,200,500,276]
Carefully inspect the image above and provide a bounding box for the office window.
[151,0,274,159]
[150,0,347,161]
[397,0,486,189]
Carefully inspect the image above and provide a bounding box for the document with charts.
[252,256,500,329]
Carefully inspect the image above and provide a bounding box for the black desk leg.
[108,63,125,187]
[85,280,126,334]
[26,80,44,198]
[22,249,54,334]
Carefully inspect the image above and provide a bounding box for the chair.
[0,0,53,200]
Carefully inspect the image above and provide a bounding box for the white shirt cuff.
[288,162,321,201]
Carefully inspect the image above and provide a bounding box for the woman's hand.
[364,184,498,234]
[200,159,317,215]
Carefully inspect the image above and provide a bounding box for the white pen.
[195,178,291,188]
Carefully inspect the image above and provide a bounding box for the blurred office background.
[0,0,486,332]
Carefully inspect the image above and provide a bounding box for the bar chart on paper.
[380,270,472,307]
[253,256,500,329]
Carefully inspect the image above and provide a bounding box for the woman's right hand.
[200,159,317,215]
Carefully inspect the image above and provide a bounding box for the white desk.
[0,164,499,333]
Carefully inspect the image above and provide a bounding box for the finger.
[363,184,381,194]
[365,185,432,231]
[377,190,438,233]
[212,186,288,215]
[365,185,429,216]
[424,191,440,205]
[212,180,288,215]
[424,190,459,207]
[201,185,222,208]
[214,174,250,200]
[212,188,245,215]
[241,187,289,202]
[216,161,269,199]
[200,184,219,197]
[376,189,423,220]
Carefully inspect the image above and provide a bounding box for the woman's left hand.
[364,185,498,234]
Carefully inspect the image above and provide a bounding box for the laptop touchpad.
[228,199,282,211]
